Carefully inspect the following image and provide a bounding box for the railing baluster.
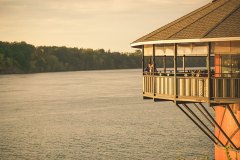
[223,79,226,98]
[147,76,149,93]
[236,79,240,98]
[205,78,208,98]
[231,79,234,98]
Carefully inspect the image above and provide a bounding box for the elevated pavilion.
[131,0,240,159]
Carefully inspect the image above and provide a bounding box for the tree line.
[0,41,142,74]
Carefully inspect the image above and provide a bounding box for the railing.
[177,77,208,98]
[143,75,154,94]
[212,78,240,98]
[143,74,240,103]
[155,76,174,96]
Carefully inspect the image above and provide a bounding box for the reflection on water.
[0,69,213,159]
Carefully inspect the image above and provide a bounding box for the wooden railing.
[155,76,174,96]
[176,77,209,98]
[143,75,154,95]
[143,74,240,103]
[212,78,240,98]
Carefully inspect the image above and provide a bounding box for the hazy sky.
[0,0,210,52]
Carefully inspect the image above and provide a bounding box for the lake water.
[0,69,213,160]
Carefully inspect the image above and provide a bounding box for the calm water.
[0,69,213,160]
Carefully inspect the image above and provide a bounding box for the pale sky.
[0,0,210,52]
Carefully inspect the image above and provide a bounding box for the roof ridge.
[132,1,213,43]
[167,0,231,39]
[203,2,240,37]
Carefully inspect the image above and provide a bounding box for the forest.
[0,41,142,74]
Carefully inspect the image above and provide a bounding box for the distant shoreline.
[0,68,142,75]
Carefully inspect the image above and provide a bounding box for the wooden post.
[174,44,178,102]
[153,44,156,97]
[163,55,166,73]
[153,44,156,73]
[183,55,185,72]
[142,45,145,73]
[207,42,211,105]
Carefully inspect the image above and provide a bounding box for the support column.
[215,104,240,160]
[214,53,240,160]
[183,55,185,72]
[174,44,177,102]
[142,45,145,73]
[163,55,166,73]
[153,44,156,73]
[142,45,145,97]
[153,44,156,97]
[207,43,211,104]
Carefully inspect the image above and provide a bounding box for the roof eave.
[130,37,240,47]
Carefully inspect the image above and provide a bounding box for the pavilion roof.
[132,0,240,45]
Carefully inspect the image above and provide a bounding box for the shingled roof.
[132,0,240,46]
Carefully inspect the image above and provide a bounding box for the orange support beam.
[214,55,240,160]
